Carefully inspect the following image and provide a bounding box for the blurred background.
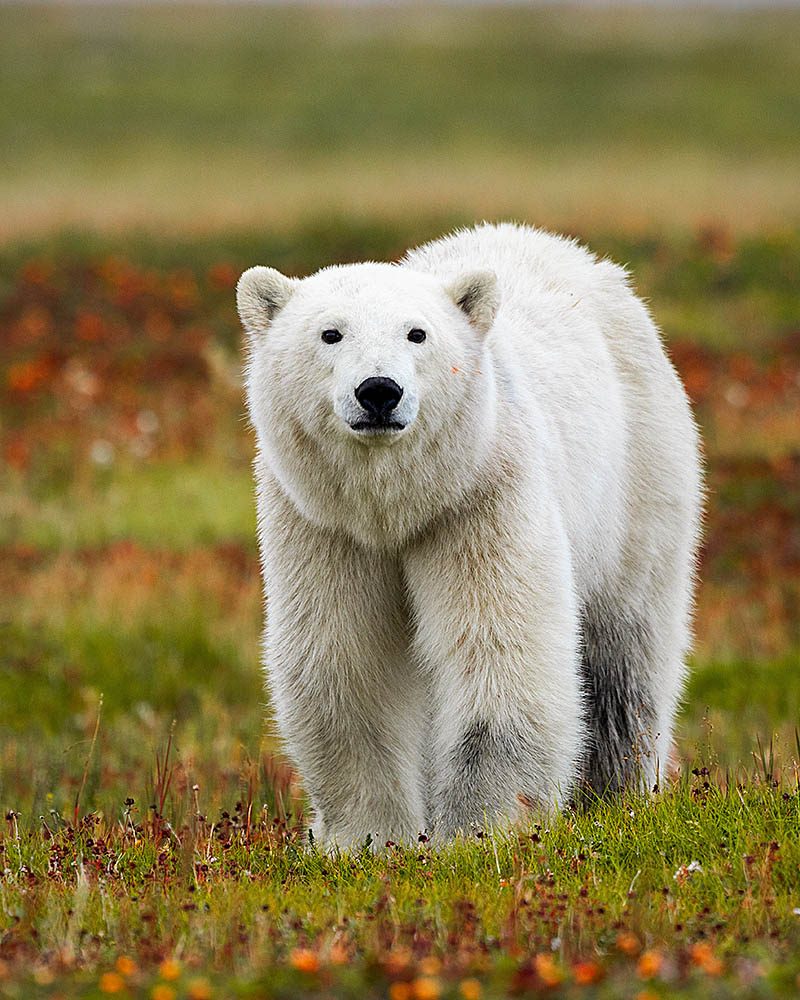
[1,1,799,822]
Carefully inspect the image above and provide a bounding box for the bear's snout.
[354,377,404,420]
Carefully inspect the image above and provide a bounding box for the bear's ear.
[446,270,499,336]
[236,266,297,336]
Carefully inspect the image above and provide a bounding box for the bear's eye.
[321,329,343,344]
[408,328,426,344]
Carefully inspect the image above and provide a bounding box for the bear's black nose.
[354,376,404,418]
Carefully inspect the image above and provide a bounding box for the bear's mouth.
[349,418,406,434]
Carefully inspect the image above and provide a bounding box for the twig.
[73,694,103,830]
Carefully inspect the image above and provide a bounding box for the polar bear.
[237,223,702,848]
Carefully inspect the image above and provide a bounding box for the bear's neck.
[266,374,499,550]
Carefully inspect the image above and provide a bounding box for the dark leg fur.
[578,602,657,801]
[432,719,550,835]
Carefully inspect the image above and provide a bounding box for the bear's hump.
[402,222,629,302]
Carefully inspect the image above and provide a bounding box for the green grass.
[2,460,256,551]
[3,6,797,162]
[1,775,800,998]
[0,6,798,233]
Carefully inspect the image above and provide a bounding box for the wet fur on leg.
[578,601,659,801]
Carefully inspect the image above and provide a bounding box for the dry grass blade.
[72,693,103,831]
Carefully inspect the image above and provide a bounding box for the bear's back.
[402,222,626,315]
[402,222,670,407]
[403,223,696,601]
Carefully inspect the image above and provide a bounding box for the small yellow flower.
[412,977,441,1000]
[384,948,413,977]
[158,959,181,981]
[459,978,482,999]
[151,986,175,1000]
[534,953,564,987]
[690,942,723,976]
[573,960,603,985]
[637,950,663,979]
[33,968,54,986]
[116,957,137,977]
[419,956,441,976]
[99,972,125,994]
[616,931,641,957]
[187,978,212,1000]
[290,948,319,973]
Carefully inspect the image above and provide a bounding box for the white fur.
[237,223,702,848]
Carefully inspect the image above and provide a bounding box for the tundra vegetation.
[1,221,799,999]
[1,5,799,998]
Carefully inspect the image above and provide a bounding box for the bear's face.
[239,263,498,451]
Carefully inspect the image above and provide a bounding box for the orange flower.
[459,979,482,999]
[158,959,181,980]
[4,436,29,472]
[690,942,723,975]
[15,305,52,342]
[636,991,658,1000]
[187,978,212,1000]
[384,948,413,977]
[534,953,564,986]
[75,312,106,342]
[151,987,175,1000]
[116,957,137,977]
[419,956,441,976]
[389,984,413,1000]
[167,269,199,309]
[637,951,663,979]
[616,931,641,956]
[412,976,441,1000]
[207,262,238,290]
[573,960,603,985]
[6,357,52,394]
[290,948,319,973]
[20,259,52,286]
[690,942,712,965]
[99,972,125,994]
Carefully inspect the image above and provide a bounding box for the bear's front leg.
[404,477,585,837]
[260,482,426,851]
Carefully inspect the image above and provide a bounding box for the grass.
[0,6,799,234]
[1,217,799,996]
[2,769,800,998]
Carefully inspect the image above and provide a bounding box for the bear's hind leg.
[578,598,685,799]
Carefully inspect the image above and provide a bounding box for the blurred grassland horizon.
[1,3,799,240]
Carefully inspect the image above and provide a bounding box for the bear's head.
[237,261,500,543]
[238,262,498,443]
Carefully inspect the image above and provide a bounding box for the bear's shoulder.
[402,223,629,301]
